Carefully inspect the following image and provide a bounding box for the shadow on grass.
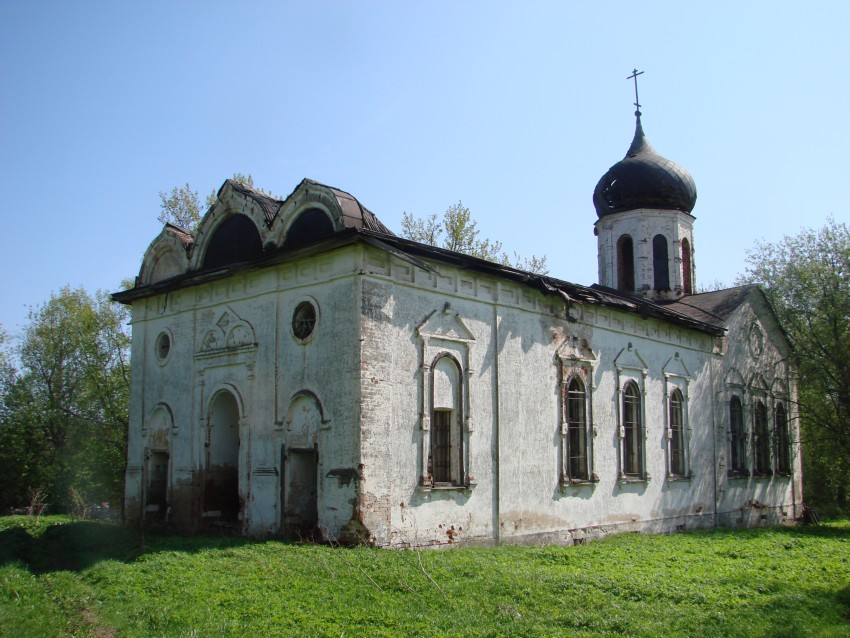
[0,518,265,574]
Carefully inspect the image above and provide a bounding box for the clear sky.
[1,2,848,338]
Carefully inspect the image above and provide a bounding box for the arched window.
[430,356,462,485]
[681,238,693,294]
[617,235,635,293]
[566,376,589,480]
[754,401,771,475]
[653,234,670,291]
[775,403,791,474]
[622,381,643,477]
[204,391,240,522]
[202,214,263,270]
[284,208,335,249]
[669,388,686,477]
[729,395,745,474]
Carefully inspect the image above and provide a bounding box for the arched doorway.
[204,390,240,524]
[282,394,322,539]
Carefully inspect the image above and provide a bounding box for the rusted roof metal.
[301,178,395,235]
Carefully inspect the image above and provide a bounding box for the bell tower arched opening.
[653,234,670,291]
[617,235,635,293]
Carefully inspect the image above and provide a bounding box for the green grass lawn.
[1,516,848,637]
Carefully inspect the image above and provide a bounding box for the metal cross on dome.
[627,68,644,115]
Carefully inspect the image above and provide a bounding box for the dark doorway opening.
[282,447,318,539]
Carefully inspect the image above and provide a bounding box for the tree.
[738,218,850,511]
[158,183,201,230]
[0,287,131,512]
[401,201,548,274]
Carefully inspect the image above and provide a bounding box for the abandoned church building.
[115,109,803,547]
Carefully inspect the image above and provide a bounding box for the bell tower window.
[617,235,635,293]
[653,234,670,291]
[681,238,693,294]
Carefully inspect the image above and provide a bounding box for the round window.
[155,332,171,361]
[292,302,317,340]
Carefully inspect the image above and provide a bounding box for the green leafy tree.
[158,183,201,230]
[1,287,131,511]
[402,201,548,274]
[738,217,850,511]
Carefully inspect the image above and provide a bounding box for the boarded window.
[729,395,745,474]
[566,377,589,480]
[617,235,635,293]
[669,389,685,477]
[622,381,643,477]
[775,403,791,474]
[754,401,771,475]
[653,234,670,291]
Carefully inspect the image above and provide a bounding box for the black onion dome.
[593,114,697,218]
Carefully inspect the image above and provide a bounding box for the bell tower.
[593,71,697,300]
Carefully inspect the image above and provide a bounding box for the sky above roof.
[1,1,848,337]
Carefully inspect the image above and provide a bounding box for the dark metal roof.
[659,285,758,328]
[593,114,697,218]
[224,179,283,226]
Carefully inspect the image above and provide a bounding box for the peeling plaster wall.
[124,247,363,538]
[125,239,802,547]
[355,245,800,547]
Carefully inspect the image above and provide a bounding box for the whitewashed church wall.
[495,307,718,543]
[356,247,725,547]
[357,269,499,547]
[125,248,365,537]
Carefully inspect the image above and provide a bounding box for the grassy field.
[0,516,848,637]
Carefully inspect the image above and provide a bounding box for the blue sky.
[1,2,848,337]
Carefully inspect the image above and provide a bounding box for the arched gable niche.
[270,179,392,247]
[201,214,263,270]
[189,180,276,271]
[283,207,335,249]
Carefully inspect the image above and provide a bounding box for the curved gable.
[190,180,277,271]
[139,224,193,285]
[271,178,393,247]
